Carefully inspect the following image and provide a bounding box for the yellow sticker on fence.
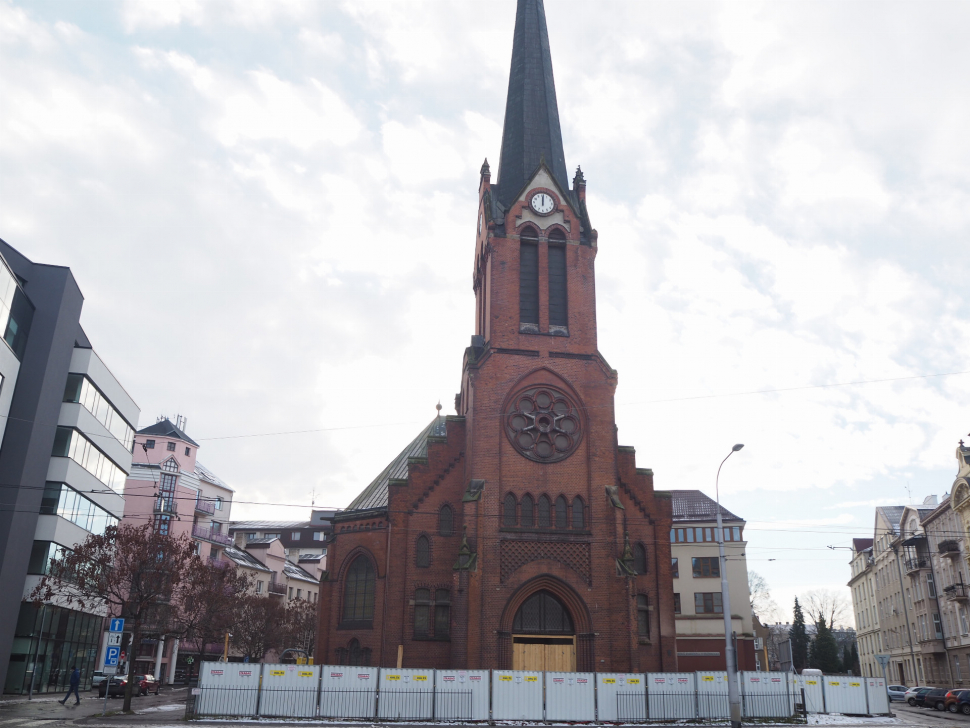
[414,676,427,681]
[500,676,512,682]
[603,678,616,684]
[526,676,538,682]
[387,675,400,681]
[299,671,313,677]
[270,670,285,676]
[850,683,860,687]
[628,679,640,684]
[703,676,715,682]
[806,681,818,685]
[829,682,840,686]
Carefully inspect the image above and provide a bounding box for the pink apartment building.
[120,416,234,682]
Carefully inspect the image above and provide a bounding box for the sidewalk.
[0,687,188,724]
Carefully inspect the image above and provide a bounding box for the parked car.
[915,687,950,710]
[135,674,160,696]
[98,674,158,698]
[905,687,934,706]
[945,690,970,714]
[98,676,128,698]
[887,684,909,702]
[90,671,108,690]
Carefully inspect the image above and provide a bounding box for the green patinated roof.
[344,417,447,512]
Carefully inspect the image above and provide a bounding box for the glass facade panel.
[40,482,118,535]
[3,603,102,695]
[62,374,134,450]
[0,259,34,360]
[27,541,68,575]
[51,426,127,492]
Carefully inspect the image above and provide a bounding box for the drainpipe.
[891,543,920,683]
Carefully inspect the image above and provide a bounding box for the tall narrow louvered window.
[520,495,535,527]
[519,228,539,325]
[555,495,568,529]
[503,493,517,527]
[537,495,551,528]
[416,536,431,567]
[548,230,567,327]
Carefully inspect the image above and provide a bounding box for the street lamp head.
[732,443,744,452]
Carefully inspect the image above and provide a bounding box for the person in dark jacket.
[60,667,81,705]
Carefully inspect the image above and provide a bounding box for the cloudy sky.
[2,0,968,624]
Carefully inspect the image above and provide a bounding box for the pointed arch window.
[438,505,454,536]
[342,556,375,624]
[548,229,567,328]
[414,588,431,637]
[503,494,517,527]
[512,590,574,634]
[336,638,371,666]
[161,458,179,473]
[571,496,585,529]
[537,495,551,528]
[416,536,431,568]
[633,543,648,575]
[519,227,539,326]
[521,495,534,528]
[555,496,568,529]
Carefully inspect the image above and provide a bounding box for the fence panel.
[647,672,696,720]
[795,674,825,713]
[319,666,378,719]
[597,673,645,722]
[491,670,543,720]
[378,668,435,720]
[740,672,794,719]
[259,664,319,718]
[823,676,868,714]
[195,662,260,717]
[865,677,890,715]
[696,671,734,719]
[545,672,595,722]
[435,670,488,721]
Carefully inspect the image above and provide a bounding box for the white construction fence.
[192,662,892,721]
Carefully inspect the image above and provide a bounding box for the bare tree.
[801,588,850,629]
[169,558,253,677]
[30,524,196,712]
[281,598,318,659]
[749,571,780,621]
[232,595,285,662]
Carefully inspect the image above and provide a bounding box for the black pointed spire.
[494,0,569,208]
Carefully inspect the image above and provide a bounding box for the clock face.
[530,192,555,215]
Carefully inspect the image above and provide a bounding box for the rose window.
[505,386,583,462]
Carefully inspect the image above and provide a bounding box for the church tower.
[317,0,677,674]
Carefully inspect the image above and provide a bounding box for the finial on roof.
[436,401,443,414]
[481,158,490,176]
[573,166,585,185]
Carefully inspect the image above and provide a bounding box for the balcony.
[939,540,962,558]
[267,580,286,596]
[192,524,232,546]
[154,496,177,515]
[905,557,928,573]
[195,498,215,515]
[207,557,231,569]
[945,583,970,602]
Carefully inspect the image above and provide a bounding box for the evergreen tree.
[812,616,842,673]
[790,598,810,672]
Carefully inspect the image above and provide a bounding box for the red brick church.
[316,0,677,673]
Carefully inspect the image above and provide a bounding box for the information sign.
[105,646,120,666]
[109,618,124,633]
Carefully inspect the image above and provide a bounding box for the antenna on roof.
[176,414,188,432]
[906,482,912,504]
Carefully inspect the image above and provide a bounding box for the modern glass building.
[0,239,140,694]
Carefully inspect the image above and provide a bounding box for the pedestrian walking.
[59,666,81,705]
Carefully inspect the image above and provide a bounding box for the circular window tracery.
[505,386,583,462]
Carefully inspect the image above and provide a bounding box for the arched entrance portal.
[511,590,576,671]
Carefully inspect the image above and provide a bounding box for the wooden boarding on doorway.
[512,635,576,672]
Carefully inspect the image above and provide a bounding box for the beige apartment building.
[849,440,970,686]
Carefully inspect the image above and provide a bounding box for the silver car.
[887,684,909,702]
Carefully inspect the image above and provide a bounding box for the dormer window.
[161,458,178,473]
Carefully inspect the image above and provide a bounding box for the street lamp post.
[716,443,744,728]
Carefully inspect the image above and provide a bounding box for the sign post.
[103,619,124,716]
[875,654,892,715]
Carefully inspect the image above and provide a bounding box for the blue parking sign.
[109,618,124,632]
[105,646,120,665]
